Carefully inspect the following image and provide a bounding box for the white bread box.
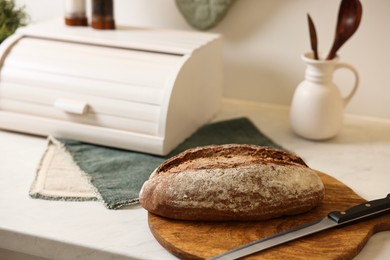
[0,20,222,155]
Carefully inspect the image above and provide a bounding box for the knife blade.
[208,194,390,260]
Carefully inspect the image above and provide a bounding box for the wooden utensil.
[148,171,390,260]
[307,14,319,60]
[326,0,362,60]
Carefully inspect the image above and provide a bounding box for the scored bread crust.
[139,144,325,221]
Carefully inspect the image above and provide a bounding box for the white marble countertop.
[0,99,389,260]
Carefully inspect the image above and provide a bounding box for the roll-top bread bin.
[0,20,223,155]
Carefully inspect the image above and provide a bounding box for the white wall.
[15,0,390,119]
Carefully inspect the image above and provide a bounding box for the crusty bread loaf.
[139,144,325,221]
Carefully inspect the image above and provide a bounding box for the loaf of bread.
[139,144,325,221]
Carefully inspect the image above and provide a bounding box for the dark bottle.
[92,0,115,30]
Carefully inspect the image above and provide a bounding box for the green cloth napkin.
[58,117,282,209]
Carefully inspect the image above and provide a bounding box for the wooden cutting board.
[148,172,390,259]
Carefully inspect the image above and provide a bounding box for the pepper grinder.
[64,0,88,26]
[92,0,116,30]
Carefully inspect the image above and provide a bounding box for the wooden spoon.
[326,0,362,60]
[307,13,319,60]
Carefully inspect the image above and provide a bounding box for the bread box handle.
[54,98,88,115]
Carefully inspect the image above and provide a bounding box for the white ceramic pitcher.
[290,52,359,140]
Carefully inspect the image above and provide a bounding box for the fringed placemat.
[30,117,282,209]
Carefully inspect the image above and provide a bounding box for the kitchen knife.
[208,194,390,260]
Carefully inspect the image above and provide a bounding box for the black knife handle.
[328,194,390,224]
